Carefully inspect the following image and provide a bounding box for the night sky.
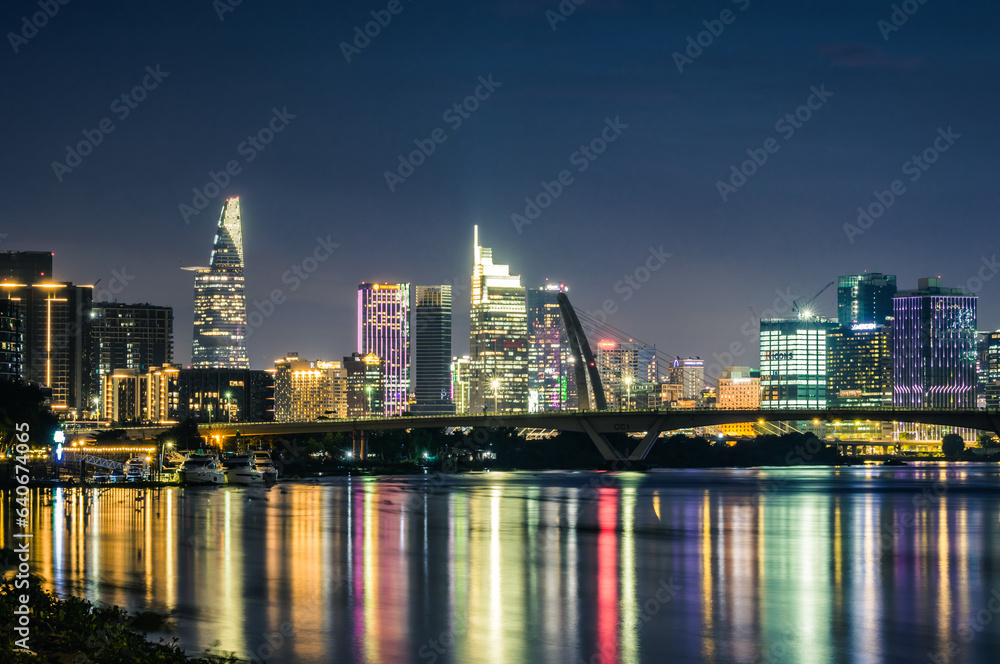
[3,0,998,372]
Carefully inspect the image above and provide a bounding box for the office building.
[452,355,471,414]
[716,366,761,437]
[175,366,273,422]
[90,303,173,399]
[760,317,838,408]
[413,285,454,415]
[274,353,347,421]
[837,273,896,327]
[526,283,576,412]
[190,197,249,369]
[669,357,705,400]
[596,339,648,409]
[345,352,385,417]
[0,298,23,382]
[358,282,410,415]
[980,331,1000,408]
[469,225,528,412]
[827,323,892,408]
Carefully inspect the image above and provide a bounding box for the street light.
[624,376,633,410]
[490,379,500,413]
[225,391,233,423]
[365,385,373,416]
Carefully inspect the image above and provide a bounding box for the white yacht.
[177,454,225,486]
[123,456,148,481]
[223,455,266,486]
[252,451,279,485]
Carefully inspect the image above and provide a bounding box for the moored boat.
[223,455,266,486]
[177,454,225,485]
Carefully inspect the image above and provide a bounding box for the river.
[5,464,1000,663]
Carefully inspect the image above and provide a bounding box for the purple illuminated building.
[357,282,410,416]
[892,277,977,409]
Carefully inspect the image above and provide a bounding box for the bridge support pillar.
[352,431,366,463]
[578,418,623,463]
[627,416,668,462]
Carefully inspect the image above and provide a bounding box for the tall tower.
[190,197,248,369]
[526,283,577,412]
[413,285,454,415]
[470,225,528,413]
[357,283,410,415]
[837,273,896,327]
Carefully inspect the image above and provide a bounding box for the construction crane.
[792,281,834,318]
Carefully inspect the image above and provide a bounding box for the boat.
[252,451,279,485]
[161,450,187,474]
[882,458,908,466]
[123,456,148,481]
[223,455,266,486]
[177,454,225,485]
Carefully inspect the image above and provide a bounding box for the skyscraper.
[827,323,892,408]
[90,303,173,399]
[470,225,528,413]
[760,317,837,409]
[344,352,385,417]
[0,298,23,382]
[190,197,248,369]
[526,283,576,412]
[274,353,346,421]
[892,278,977,409]
[413,285,454,415]
[669,357,705,400]
[837,273,896,327]
[357,282,410,415]
[597,339,647,409]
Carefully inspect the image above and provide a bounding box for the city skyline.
[3,1,998,373]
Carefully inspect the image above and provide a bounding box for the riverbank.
[1,568,245,663]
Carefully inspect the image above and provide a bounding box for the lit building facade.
[837,273,897,327]
[526,283,576,412]
[175,367,273,422]
[469,226,528,412]
[827,324,892,408]
[90,303,173,401]
[717,366,761,437]
[892,278,977,410]
[0,298,23,383]
[357,282,410,415]
[760,317,838,409]
[274,353,347,421]
[596,339,647,409]
[452,355,471,414]
[413,285,454,415]
[980,331,1000,408]
[99,364,179,424]
[345,352,385,417]
[669,357,705,400]
[190,197,248,369]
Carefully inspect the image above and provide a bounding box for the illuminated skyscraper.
[189,197,248,369]
[274,353,347,421]
[413,285,454,415]
[357,282,410,415]
[596,339,646,409]
[669,357,705,400]
[526,283,576,411]
[837,273,896,327]
[759,317,837,409]
[470,225,528,412]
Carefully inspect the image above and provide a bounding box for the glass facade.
[90,303,173,400]
[669,357,704,400]
[470,226,528,412]
[0,298,23,382]
[345,352,385,417]
[827,324,892,408]
[357,283,410,416]
[526,284,576,412]
[837,273,896,327]
[760,317,838,409]
[892,280,977,409]
[191,197,248,369]
[597,340,649,409]
[413,285,454,415]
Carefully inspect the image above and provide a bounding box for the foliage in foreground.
[0,572,245,663]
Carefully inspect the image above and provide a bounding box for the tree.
[978,433,1000,449]
[0,380,59,454]
[942,433,965,458]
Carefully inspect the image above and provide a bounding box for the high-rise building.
[99,364,180,424]
[469,226,528,412]
[837,273,896,327]
[979,331,1000,408]
[90,303,173,399]
[357,282,410,415]
[0,298,23,382]
[452,355,471,414]
[827,323,892,408]
[274,353,347,421]
[760,317,838,408]
[175,366,273,422]
[669,357,705,400]
[413,285,454,415]
[526,283,576,412]
[596,339,647,409]
[190,197,248,369]
[344,352,385,417]
[717,367,761,436]
[892,278,976,410]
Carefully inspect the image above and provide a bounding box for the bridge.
[88,407,999,463]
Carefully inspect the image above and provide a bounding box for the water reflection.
[3,465,1000,663]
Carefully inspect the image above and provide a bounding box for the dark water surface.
[6,464,1000,663]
